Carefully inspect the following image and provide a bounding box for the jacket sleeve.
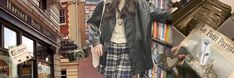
[149,2,172,24]
[87,1,104,46]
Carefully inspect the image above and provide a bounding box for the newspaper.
[91,46,100,68]
[176,24,234,78]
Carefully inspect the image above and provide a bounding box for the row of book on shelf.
[148,41,173,78]
[151,22,172,44]
[149,0,171,9]
[148,0,173,78]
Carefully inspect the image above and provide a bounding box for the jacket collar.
[106,0,112,4]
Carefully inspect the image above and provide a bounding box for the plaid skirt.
[99,42,132,78]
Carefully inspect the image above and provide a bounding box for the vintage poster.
[177,24,234,78]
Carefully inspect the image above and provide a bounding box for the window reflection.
[45,52,51,63]
[37,43,44,59]
[37,43,52,78]
[4,27,17,49]
[22,36,34,57]
[37,43,52,63]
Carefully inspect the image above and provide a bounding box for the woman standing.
[87,0,172,77]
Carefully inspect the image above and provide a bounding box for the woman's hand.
[171,46,186,60]
[91,44,103,56]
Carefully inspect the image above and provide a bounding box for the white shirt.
[110,0,127,43]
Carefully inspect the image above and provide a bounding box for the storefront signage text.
[0,0,57,42]
[60,40,78,52]
[6,1,28,22]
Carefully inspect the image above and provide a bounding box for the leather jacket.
[87,0,172,74]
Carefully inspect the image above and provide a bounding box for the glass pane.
[45,52,51,63]
[22,36,34,57]
[4,27,17,49]
[0,56,10,77]
[37,43,44,59]
[61,69,67,78]
[21,61,33,78]
[61,69,66,75]
[38,62,51,78]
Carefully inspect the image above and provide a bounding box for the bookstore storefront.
[0,0,61,78]
[0,25,55,78]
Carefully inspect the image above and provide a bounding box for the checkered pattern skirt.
[99,42,132,78]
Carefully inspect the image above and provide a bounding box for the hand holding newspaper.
[91,45,101,68]
[91,47,99,68]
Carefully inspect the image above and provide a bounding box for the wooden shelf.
[151,26,186,47]
[217,14,234,39]
[152,38,173,48]
[171,26,186,46]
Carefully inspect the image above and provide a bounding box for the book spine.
[156,66,161,78]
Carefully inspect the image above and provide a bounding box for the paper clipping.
[8,44,32,65]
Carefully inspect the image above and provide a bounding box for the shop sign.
[8,44,32,65]
[0,0,58,42]
[60,39,78,52]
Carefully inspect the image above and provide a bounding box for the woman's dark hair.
[106,0,137,18]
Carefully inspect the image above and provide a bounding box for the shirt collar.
[106,0,112,4]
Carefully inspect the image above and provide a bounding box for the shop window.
[37,43,52,78]
[20,36,34,78]
[60,10,66,24]
[0,58,9,78]
[22,36,34,57]
[37,44,52,64]
[20,61,34,78]
[37,43,44,59]
[4,27,17,49]
[32,0,40,7]
[38,61,51,78]
[0,24,2,48]
[61,69,67,78]
[39,0,47,11]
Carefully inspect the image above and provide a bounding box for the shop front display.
[20,61,33,78]
[0,57,9,78]
[0,24,55,78]
[0,0,62,77]
[0,51,18,78]
[38,61,51,78]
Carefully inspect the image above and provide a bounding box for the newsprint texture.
[177,24,234,78]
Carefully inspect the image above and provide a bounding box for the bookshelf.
[148,0,233,77]
[171,26,186,46]
[152,38,173,48]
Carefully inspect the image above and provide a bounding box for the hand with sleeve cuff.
[91,44,103,57]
